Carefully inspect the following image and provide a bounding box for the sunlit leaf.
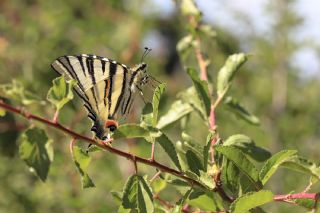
[187,68,211,117]
[141,103,153,127]
[259,150,297,185]
[152,83,165,126]
[47,76,76,110]
[0,80,45,105]
[199,171,215,190]
[217,53,248,98]
[281,156,320,180]
[230,190,273,213]
[113,124,150,139]
[180,0,201,17]
[215,145,262,189]
[157,100,193,129]
[199,24,217,38]
[19,127,52,181]
[177,34,194,58]
[72,146,95,188]
[224,134,271,162]
[187,191,225,211]
[224,96,260,125]
[151,178,166,194]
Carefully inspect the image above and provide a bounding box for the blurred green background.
[0,0,319,212]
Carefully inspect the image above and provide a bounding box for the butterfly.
[51,49,159,142]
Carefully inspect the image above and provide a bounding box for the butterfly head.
[92,119,118,141]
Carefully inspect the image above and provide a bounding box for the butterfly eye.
[108,125,117,132]
[101,136,108,140]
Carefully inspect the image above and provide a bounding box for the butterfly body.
[51,54,157,141]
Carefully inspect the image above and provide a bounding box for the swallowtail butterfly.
[51,50,159,142]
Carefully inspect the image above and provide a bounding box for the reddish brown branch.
[0,100,211,192]
[274,192,318,201]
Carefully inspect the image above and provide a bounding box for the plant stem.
[274,192,318,201]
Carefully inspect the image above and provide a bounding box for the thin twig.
[150,171,161,183]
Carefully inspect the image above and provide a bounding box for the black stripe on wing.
[108,61,118,117]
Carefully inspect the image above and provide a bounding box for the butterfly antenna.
[141,47,152,63]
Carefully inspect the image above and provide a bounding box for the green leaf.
[0,80,45,105]
[0,107,5,117]
[187,68,211,117]
[172,188,192,213]
[177,34,194,57]
[122,175,139,209]
[151,178,166,194]
[203,131,214,171]
[187,191,224,211]
[230,190,274,213]
[224,96,260,125]
[157,134,182,171]
[259,150,297,185]
[72,146,95,188]
[19,127,52,181]
[157,100,193,129]
[224,134,271,162]
[186,150,203,176]
[221,160,240,196]
[215,145,262,189]
[122,175,154,213]
[152,83,166,126]
[113,124,150,139]
[141,103,153,127]
[137,176,154,213]
[111,191,123,205]
[47,76,76,110]
[199,171,215,190]
[199,24,217,38]
[217,53,248,98]
[179,87,207,121]
[180,0,201,17]
[281,156,320,180]
[181,132,204,160]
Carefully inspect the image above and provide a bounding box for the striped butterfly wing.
[51,54,133,137]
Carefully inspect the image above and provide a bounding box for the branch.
[0,100,224,195]
[274,192,318,202]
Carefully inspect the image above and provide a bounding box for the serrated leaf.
[224,96,260,125]
[186,150,203,176]
[0,80,44,105]
[157,100,193,129]
[281,156,320,180]
[19,127,52,181]
[122,175,139,209]
[224,134,271,162]
[221,160,240,196]
[203,131,214,172]
[47,76,76,110]
[157,134,181,171]
[215,145,262,189]
[217,53,248,97]
[172,188,192,213]
[122,175,153,213]
[259,150,297,185]
[180,0,201,17]
[113,124,150,139]
[152,84,165,126]
[187,68,211,117]
[137,176,154,213]
[230,190,273,213]
[72,146,95,188]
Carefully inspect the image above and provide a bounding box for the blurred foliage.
[0,0,320,212]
